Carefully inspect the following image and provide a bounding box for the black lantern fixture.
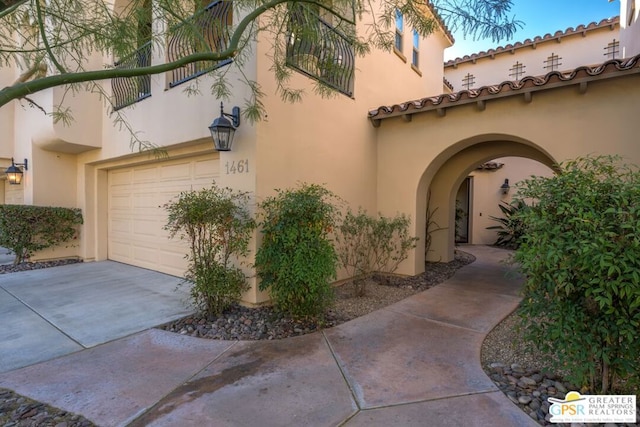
[5,158,28,185]
[500,178,510,195]
[208,102,240,151]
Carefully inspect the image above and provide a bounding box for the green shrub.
[486,200,528,249]
[337,209,418,296]
[0,205,83,264]
[164,184,256,316]
[255,183,340,319]
[514,155,640,393]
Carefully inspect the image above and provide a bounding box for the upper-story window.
[544,53,562,72]
[395,9,404,52]
[604,39,620,59]
[286,1,355,97]
[462,73,475,90]
[411,29,419,68]
[508,61,526,80]
[166,0,234,88]
[112,0,153,110]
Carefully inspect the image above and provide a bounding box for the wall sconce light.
[500,178,510,195]
[5,158,28,185]
[208,102,240,151]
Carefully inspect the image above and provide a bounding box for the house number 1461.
[225,159,249,174]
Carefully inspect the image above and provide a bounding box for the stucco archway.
[415,135,557,265]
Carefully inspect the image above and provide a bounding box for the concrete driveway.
[0,261,192,373]
[0,246,14,265]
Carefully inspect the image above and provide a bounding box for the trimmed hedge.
[0,205,83,264]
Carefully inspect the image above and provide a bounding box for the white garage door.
[108,154,219,277]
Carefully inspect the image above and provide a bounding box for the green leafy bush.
[164,184,256,316]
[514,155,640,393]
[0,205,83,264]
[486,199,528,249]
[255,183,340,319]
[337,209,418,296]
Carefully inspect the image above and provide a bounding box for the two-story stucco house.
[2,0,640,306]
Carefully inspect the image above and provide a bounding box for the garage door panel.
[109,241,131,259]
[132,245,159,264]
[110,217,131,234]
[132,166,159,183]
[132,193,158,210]
[110,169,132,186]
[108,153,219,277]
[110,194,131,210]
[159,162,193,181]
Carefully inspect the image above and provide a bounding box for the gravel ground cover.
[1,252,637,426]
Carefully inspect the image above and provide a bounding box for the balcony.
[286,5,355,97]
[167,0,233,88]
[112,41,152,110]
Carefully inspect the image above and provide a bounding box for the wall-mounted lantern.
[500,178,510,195]
[5,158,28,185]
[208,102,241,151]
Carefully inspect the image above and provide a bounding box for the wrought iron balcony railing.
[286,5,355,97]
[167,0,233,88]
[112,41,152,110]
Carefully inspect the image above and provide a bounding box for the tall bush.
[0,205,83,264]
[514,155,640,393]
[164,184,256,316]
[254,183,340,319]
[337,209,418,296]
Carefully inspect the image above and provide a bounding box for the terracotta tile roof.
[369,54,640,124]
[444,17,619,67]
[476,162,504,170]
[442,76,454,91]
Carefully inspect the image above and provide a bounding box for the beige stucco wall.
[375,72,640,274]
[467,157,553,245]
[445,21,619,91]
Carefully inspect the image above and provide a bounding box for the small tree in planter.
[164,184,256,316]
[515,155,640,394]
[254,183,340,319]
[337,209,418,296]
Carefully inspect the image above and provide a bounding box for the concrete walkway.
[0,246,537,426]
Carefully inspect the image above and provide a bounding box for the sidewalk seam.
[0,286,87,348]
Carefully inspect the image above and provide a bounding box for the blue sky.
[444,0,621,60]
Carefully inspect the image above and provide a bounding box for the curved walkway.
[0,246,536,426]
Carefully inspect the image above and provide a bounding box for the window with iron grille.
[286,1,355,97]
[544,53,562,72]
[166,0,233,88]
[604,39,620,59]
[112,42,153,110]
[462,73,475,90]
[112,0,153,110]
[509,61,526,80]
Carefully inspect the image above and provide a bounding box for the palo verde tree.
[0,0,522,148]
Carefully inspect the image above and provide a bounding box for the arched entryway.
[416,136,557,266]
